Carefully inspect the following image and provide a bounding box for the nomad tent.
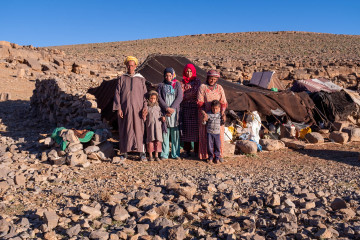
[88,55,315,126]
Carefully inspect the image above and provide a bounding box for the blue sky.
[1,0,359,47]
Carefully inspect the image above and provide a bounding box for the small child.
[145,91,165,161]
[202,100,224,164]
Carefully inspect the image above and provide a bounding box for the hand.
[203,113,208,122]
[142,108,148,120]
[221,113,226,123]
[161,116,166,122]
[167,108,175,115]
[118,109,124,118]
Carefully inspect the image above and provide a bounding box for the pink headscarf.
[182,63,197,84]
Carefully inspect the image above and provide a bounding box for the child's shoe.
[140,153,147,162]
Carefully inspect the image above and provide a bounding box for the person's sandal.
[140,155,148,162]
[148,157,154,161]
[213,159,219,164]
[154,157,160,161]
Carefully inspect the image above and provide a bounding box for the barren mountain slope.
[54,31,360,62]
[53,31,360,87]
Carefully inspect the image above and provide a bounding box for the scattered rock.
[236,140,257,154]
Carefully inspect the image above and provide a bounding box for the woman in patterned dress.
[180,64,202,157]
[197,70,227,161]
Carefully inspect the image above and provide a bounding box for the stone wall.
[30,78,108,130]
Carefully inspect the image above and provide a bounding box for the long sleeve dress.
[180,78,201,142]
[145,104,163,143]
[113,73,147,153]
[197,83,228,159]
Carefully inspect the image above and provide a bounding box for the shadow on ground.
[295,147,360,167]
[0,100,55,154]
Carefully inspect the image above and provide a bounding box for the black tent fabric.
[88,54,315,125]
[310,91,357,124]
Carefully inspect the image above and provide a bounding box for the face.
[208,76,218,86]
[126,60,136,75]
[165,72,173,82]
[186,68,192,78]
[149,95,157,103]
[212,105,221,114]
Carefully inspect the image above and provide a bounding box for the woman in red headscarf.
[197,70,227,163]
[180,63,202,157]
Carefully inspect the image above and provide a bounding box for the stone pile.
[30,78,108,130]
[42,128,114,167]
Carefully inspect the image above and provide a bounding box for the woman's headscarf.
[206,70,220,87]
[182,63,197,84]
[164,67,177,89]
[207,69,220,78]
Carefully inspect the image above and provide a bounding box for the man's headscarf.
[124,56,138,65]
[182,63,197,84]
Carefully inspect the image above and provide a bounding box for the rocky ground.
[1,96,360,239]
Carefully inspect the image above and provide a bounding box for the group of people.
[113,56,228,164]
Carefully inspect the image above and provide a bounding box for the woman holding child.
[197,70,228,163]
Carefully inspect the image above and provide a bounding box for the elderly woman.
[197,70,227,161]
[180,63,202,157]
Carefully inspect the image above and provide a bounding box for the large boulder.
[24,57,42,71]
[281,138,306,149]
[66,150,88,166]
[329,131,348,144]
[305,132,324,143]
[0,41,12,47]
[223,141,236,157]
[0,45,10,58]
[259,139,285,151]
[236,140,257,154]
[342,127,360,142]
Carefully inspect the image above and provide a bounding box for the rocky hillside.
[54,31,360,87]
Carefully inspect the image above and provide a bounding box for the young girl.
[145,91,164,161]
[157,68,183,160]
